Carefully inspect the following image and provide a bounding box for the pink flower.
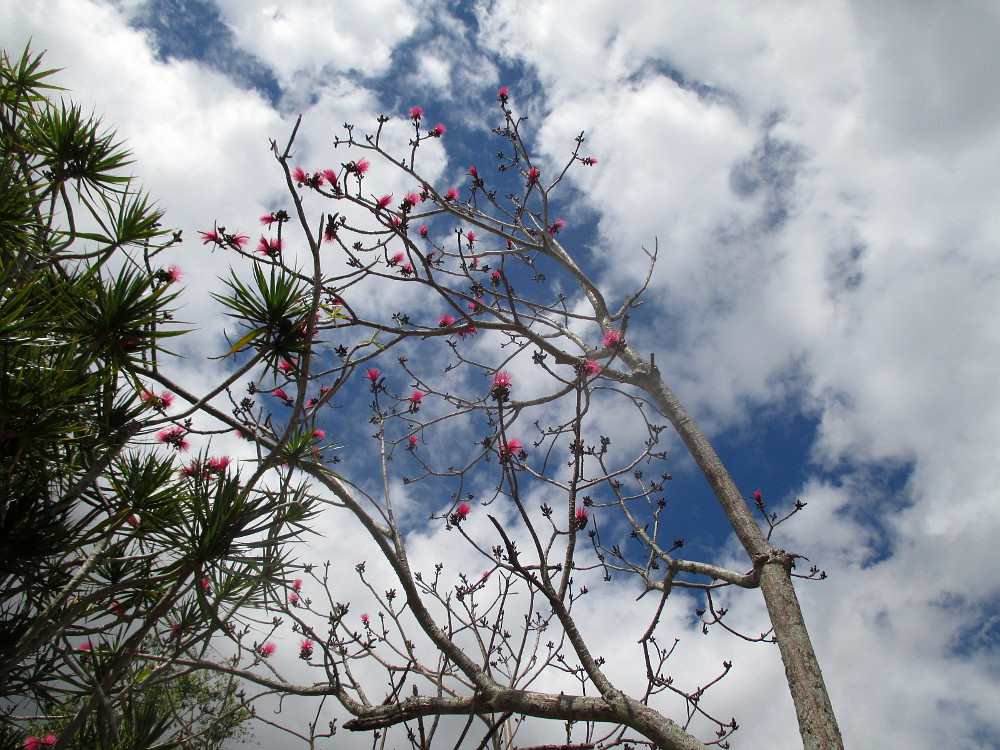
[261,213,277,226]
[418,226,429,237]
[602,329,623,348]
[430,123,446,137]
[365,368,381,383]
[273,388,290,402]
[259,642,276,658]
[156,427,190,452]
[376,194,393,210]
[79,642,92,652]
[200,577,211,592]
[491,270,502,285]
[493,371,513,389]
[468,298,484,313]
[444,188,458,201]
[497,87,509,101]
[279,358,296,373]
[289,593,299,605]
[179,463,203,479]
[574,507,589,529]
[408,435,418,448]
[232,232,250,248]
[361,613,370,625]
[410,390,425,404]
[439,314,455,327]
[466,231,476,243]
[206,456,231,473]
[582,156,598,166]
[390,252,404,266]
[200,229,221,244]
[456,326,478,339]
[400,263,414,276]
[404,192,422,207]
[322,169,339,184]
[468,166,479,179]
[313,429,326,439]
[292,579,303,591]
[292,166,308,184]
[300,639,314,659]
[527,167,540,184]
[584,359,601,375]
[409,106,423,120]
[140,388,174,411]
[155,265,183,283]
[24,737,42,749]
[257,236,284,258]
[456,502,472,518]
[354,158,370,175]
[547,220,565,235]
[752,490,763,504]
[499,438,523,458]
[42,735,56,747]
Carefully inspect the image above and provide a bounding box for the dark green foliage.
[0,44,306,749]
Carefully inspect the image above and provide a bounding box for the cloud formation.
[4,1,1000,747]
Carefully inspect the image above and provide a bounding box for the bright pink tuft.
[259,642,276,658]
[409,106,423,120]
[456,502,472,518]
[156,426,190,452]
[292,166,308,184]
[602,330,622,347]
[361,613,370,625]
[500,438,523,457]
[584,359,601,375]
[411,390,424,403]
[445,188,458,201]
[430,123,446,137]
[376,194,393,210]
[256,236,283,258]
[365,368,381,383]
[527,167,540,184]
[141,389,174,411]
[439,315,455,327]
[200,230,221,244]
[493,371,513,389]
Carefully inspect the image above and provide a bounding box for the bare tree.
[145,92,845,749]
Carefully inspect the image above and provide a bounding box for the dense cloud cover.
[4,1,1000,747]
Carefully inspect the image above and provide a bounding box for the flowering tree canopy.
[0,44,842,750]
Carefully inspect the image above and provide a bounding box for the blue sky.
[5,1,1000,748]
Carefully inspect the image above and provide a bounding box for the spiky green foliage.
[0,44,314,748]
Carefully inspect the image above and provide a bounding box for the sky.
[4,1,1000,748]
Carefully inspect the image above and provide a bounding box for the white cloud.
[6,1,1000,748]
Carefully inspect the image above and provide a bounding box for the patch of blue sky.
[126,0,281,106]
